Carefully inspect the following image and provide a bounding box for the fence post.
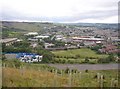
[97,73,100,87]
[68,71,72,87]
[79,72,81,79]
[3,63,5,68]
[53,69,57,87]
[100,75,103,89]
[113,79,118,87]
[52,69,54,73]
[61,70,62,76]
[111,78,114,87]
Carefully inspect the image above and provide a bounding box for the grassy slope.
[2,67,118,87]
[52,48,108,59]
[2,21,55,38]
[2,60,118,87]
[2,22,54,32]
[3,67,68,87]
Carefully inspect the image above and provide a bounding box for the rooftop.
[1,38,18,43]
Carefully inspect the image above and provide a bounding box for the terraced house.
[1,38,20,46]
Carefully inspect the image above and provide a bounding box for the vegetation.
[90,45,102,53]
[2,59,119,87]
[52,48,109,64]
[2,21,55,36]
[2,42,32,53]
[36,48,54,63]
[2,40,55,63]
[52,48,108,59]
[2,27,24,38]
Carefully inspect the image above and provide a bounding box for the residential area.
[1,22,120,63]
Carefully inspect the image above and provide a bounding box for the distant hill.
[2,21,118,32]
[65,23,118,30]
[1,21,55,38]
[2,21,54,32]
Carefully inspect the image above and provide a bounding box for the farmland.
[52,48,108,58]
[2,60,119,87]
[52,48,109,64]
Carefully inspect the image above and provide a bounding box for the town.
[1,0,119,87]
[1,21,119,87]
[1,21,120,63]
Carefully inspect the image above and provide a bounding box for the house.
[98,45,119,54]
[44,43,55,49]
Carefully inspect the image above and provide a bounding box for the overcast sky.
[1,0,119,23]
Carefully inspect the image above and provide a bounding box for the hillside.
[2,21,54,32]
[2,60,119,87]
[1,21,55,38]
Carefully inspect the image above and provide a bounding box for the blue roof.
[2,52,40,58]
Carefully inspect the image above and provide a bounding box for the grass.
[2,21,54,32]
[52,48,108,59]
[2,60,119,87]
[52,48,109,64]
[2,67,68,87]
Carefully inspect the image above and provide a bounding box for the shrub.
[65,67,70,74]
[85,69,88,73]
[71,69,78,73]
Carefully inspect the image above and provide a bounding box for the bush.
[85,69,88,73]
[65,67,70,74]
[71,69,78,73]
[85,57,89,63]
[61,59,66,64]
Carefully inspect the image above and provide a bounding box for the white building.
[44,43,55,48]
[25,32,38,36]
[34,35,49,39]
[19,55,43,63]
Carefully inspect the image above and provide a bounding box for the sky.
[1,0,119,23]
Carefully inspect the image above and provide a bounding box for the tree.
[91,45,102,52]
[37,48,54,63]
[42,52,54,63]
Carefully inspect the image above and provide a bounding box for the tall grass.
[2,60,119,87]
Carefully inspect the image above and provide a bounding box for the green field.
[2,60,119,87]
[2,21,54,32]
[52,48,108,59]
[52,48,109,64]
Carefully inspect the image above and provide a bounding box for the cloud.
[1,0,119,23]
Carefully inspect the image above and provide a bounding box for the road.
[47,63,119,71]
